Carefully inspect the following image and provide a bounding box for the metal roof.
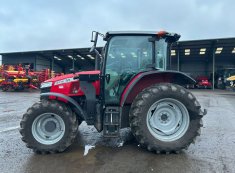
[0,47,102,70]
[171,37,235,59]
[1,37,235,69]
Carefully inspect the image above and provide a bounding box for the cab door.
[104,35,153,105]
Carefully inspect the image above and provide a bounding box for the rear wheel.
[129,83,205,153]
[146,98,189,142]
[20,100,79,154]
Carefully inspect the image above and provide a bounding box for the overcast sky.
[0,0,234,53]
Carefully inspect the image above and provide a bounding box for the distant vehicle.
[196,76,212,89]
[226,75,235,90]
[215,68,235,89]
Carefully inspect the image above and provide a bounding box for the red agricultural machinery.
[0,64,63,91]
[20,31,206,154]
[196,76,212,89]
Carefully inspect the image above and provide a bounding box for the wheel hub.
[160,113,168,122]
[32,113,65,145]
[44,121,57,133]
[147,98,190,142]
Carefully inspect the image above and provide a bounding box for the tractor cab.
[98,31,180,105]
[87,31,195,136]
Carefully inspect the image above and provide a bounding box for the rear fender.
[40,92,85,120]
[120,71,195,106]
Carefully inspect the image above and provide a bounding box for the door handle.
[105,74,110,84]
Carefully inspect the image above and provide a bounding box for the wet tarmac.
[0,90,235,173]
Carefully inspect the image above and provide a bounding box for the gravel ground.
[0,89,235,173]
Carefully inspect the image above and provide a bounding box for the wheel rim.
[146,98,190,142]
[32,113,65,145]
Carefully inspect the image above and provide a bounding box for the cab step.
[103,106,120,137]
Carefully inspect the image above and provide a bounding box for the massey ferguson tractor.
[20,31,206,154]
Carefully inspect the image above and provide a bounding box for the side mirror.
[91,31,98,43]
[90,31,95,42]
[90,31,98,53]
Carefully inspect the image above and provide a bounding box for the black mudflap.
[103,107,120,137]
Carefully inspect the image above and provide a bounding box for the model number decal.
[54,78,75,85]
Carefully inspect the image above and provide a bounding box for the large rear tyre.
[129,83,206,154]
[20,100,79,154]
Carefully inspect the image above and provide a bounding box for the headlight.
[40,82,52,88]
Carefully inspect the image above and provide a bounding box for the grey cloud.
[0,0,234,52]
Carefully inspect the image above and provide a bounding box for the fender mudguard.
[120,70,196,106]
[40,92,85,119]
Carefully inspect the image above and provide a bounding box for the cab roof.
[104,31,181,42]
[107,31,162,35]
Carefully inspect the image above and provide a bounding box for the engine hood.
[45,70,100,83]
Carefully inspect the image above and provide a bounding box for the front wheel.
[129,83,206,154]
[20,100,79,154]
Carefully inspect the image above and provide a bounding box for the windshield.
[106,36,152,73]
[104,35,168,105]
[106,36,167,73]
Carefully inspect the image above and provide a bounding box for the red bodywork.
[196,76,212,88]
[46,70,194,106]
[120,72,175,106]
[46,71,174,102]
[46,70,100,96]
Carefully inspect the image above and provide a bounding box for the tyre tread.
[20,100,78,154]
[129,83,205,154]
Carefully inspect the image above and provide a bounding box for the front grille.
[40,87,51,93]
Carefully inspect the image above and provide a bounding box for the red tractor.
[20,31,206,154]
